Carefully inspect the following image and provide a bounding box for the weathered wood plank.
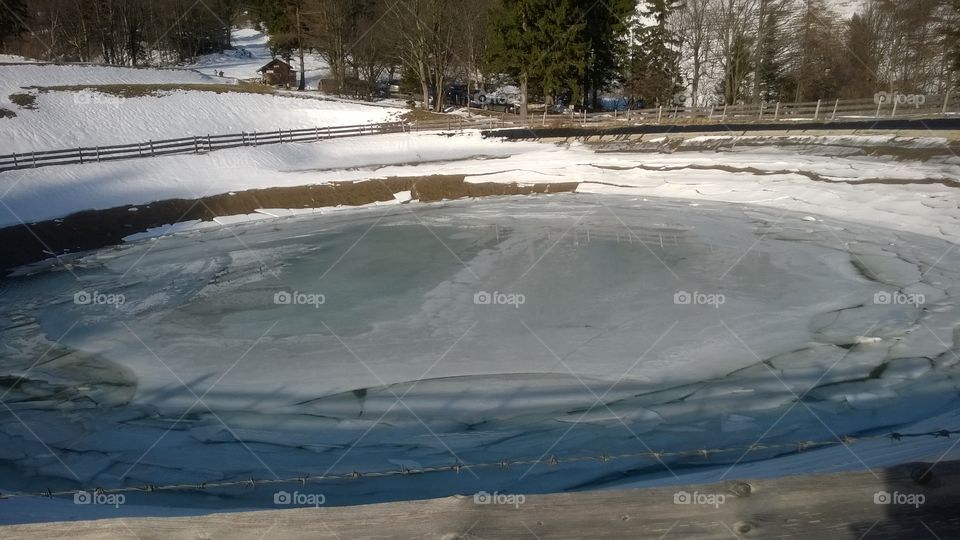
[4,460,960,539]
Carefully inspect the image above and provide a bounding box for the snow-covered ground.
[0,28,400,154]
[0,86,401,153]
[185,28,330,86]
[2,132,959,242]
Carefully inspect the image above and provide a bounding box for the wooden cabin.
[258,59,297,87]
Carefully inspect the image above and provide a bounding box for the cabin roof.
[257,58,292,73]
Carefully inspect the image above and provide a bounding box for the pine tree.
[627,0,683,107]
[579,0,634,110]
[753,0,791,102]
[0,0,27,50]
[487,0,586,120]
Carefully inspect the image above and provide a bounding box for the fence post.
[194,137,199,153]
[831,98,839,121]
[253,131,258,146]
[150,140,155,156]
[721,104,727,121]
[78,148,83,164]
[943,90,951,116]
[814,99,821,120]
[31,152,36,168]
[95,146,100,162]
[207,135,212,152]
[891,97,898,118]
[315,127,320,141]
[12,153,18,169]
[657,106,662,123]
[327,126,331,138]
[758,102,764,120]
[875,100,882,118]
[774,102,780,120]
[242,132,246,146]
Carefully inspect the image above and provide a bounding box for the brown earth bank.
[0,176,578,275]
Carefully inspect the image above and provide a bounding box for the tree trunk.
[520,73,528,123]
[420,79,430,110]
[296,6,305,91]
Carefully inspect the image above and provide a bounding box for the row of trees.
[252,0,960,115]
[2,0,959,114]
[0,0,239,65]
[667,0,960,107]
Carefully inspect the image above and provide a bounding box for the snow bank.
[0,87,402,152]
[2,132,958,244]
[0,63,219,106]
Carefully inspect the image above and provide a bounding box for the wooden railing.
[2,93,956,173]
[0,117,508,174]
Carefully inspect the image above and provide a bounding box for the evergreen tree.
[754,1,791,102]
[0,0,27,50]
[627,0,683,107]
[579,0,635,109]
[487,0,586,120]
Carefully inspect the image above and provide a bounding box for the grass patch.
[31,82,275,98]
[0,107,16,118]
[9,92,37,109]
[401,108,452,122]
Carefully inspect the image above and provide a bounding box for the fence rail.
[2,93,958,173]
[0,117,506,173]
[525,92,958,127]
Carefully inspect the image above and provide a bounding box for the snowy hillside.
[0,28,399,154]
[0,84,401,153]
[2,132,959,239]
[185,28,331,86]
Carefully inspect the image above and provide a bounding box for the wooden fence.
[521,92,959,128]
[0,117,506,174]
[2,93,957,174]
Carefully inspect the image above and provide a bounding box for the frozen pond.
[2,194,960,521]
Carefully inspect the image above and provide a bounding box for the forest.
[1,0,958,113]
